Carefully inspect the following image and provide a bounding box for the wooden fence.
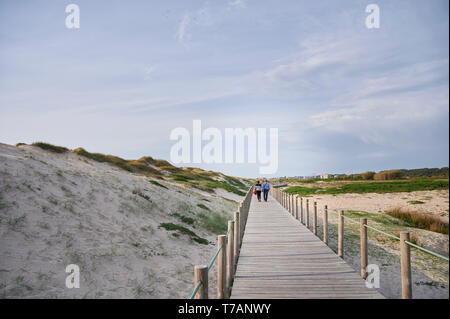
[190,185,253,299]
[272,187,449,299]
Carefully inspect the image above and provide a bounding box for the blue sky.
[0,0,448,178]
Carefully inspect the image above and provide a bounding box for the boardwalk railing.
[273,188,449,299]
[190,185,253,299]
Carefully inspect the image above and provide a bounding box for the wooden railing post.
[217,235,226,299]
[287,194,290,213]
[292,196,295,217]
[226,220,234,291]
[295,196,299,220]
[300,197,304,224]
[313,201,317,235]
[400,231,412,299]
[234,211,240,268]
[306,199,310,229]
[194,265,208,299]
[360,218,368,279]
[338,210,344,258]
[289,194,292,214]
[323,205,328,245]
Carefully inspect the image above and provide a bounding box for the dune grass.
[408,200,425,205]
[169,212,195,225]
[28,143,248,195]
[197,203,210,210]
[148,180,168,189]
[32,142,69,154]
[198,212,228,234]
[385,207,449,235]
[158,223,208,245]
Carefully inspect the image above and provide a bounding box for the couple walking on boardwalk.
[254,179,270,202]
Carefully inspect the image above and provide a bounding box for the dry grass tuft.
[386,207,449,235]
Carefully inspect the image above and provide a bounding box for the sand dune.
[0,143,243,298]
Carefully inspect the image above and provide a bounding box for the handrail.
[325,207,447,260]
[275,188,449,299]
[208,244,224,270]
[190,280,203,299]
[405,240,449,261]
[189,185,254,299]
[364,224,401,241]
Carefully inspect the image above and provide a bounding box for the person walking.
[262,179,270,202]
[255,180,262,202]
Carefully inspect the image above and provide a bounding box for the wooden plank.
[231,195,384,299]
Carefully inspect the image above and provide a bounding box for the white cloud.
[229,0,246,9]
[177,12,191,42]
[144,64,158,80]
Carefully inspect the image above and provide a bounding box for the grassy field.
[284,179,449,196]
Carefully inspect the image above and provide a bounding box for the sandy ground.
[0,143,242,298]
[307,190,449,219]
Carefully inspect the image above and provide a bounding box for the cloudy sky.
[0,0,448,177]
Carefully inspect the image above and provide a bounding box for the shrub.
[149,180,168,189]
[374,170,403,180]
[198,212,228,234]
[170,212,195,225]
[362,171,376,180]
[158,223,208,245]
[32,142,68,154]
[197,203,210,210]
[386,207,449,235]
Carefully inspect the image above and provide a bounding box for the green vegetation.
[22,142,249,195]
[361,171,376,180]
[75,147,248,195]
[148,180,168,189]
[197,203,210,210]
[158,223,208,245]
[74,148,162,175]
[280,167,448,183]
[285,179,448,196]
[203,180,246,196]
[374,170,403,180]
[198,212,228,234]
[170,212,195,225]
[168,168,247,196]
[342,210,412,229]
[16,142,27,147]
[386,208,449,235]
[32,142,69,154]
[408,200,425,205]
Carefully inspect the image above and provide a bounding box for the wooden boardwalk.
[231,195,384,299]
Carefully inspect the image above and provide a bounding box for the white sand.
[0,143,242,298]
